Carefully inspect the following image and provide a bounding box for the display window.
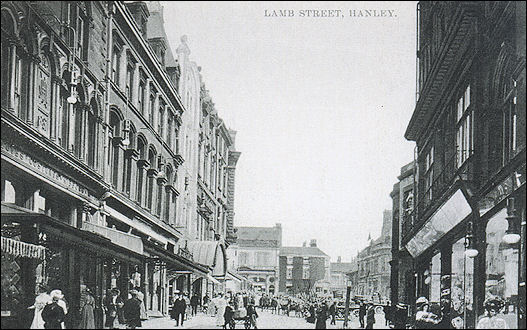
[450,237,475,329]
[480,208,519,329]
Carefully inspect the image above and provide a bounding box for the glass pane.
[480,209,519,329]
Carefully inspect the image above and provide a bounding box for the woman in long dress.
[79,287,95,329]
[215,294,227,326]
[29,286,52,329]
[135,289,148,320]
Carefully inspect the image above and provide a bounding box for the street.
[141,309,389,329]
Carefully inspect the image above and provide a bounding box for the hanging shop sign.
[478,163,526,217]
[406,189,472,258]
[1,141,90,197]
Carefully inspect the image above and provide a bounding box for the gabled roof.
[236,226,281,242]
[280,246,328,257]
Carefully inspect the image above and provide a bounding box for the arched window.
[158,99,165,138]
[123,123,136,195]
[16,32,32,122]
[59,71,70,150]
[1,8,16,109]
[136,136,147,205]
[164,165,173,223]
[146,146,157,211]
[109,109,122,188]
[87,98,98,168]
[167,112,173,150]
[73,86,86,159]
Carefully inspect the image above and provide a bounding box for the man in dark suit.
[104,288,124,329]
[122,290,142,329]
[173,291,187,327]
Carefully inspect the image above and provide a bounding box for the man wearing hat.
[123,290,142,329]
[41,290,66,329]
[104,288,124,329]
[173,290,187,327]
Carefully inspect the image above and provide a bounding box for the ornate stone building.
[0,1,239,327]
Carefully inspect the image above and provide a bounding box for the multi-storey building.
[227,224,282,295]
[389,161,415,306]
[354,210,392,302]
[279,239,330,296]
[329,256,356,298]
[0,1,239,327]
[400,2,525,329]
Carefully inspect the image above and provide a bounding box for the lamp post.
[344,278,352,329]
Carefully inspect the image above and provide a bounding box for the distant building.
[279,239,330,296]
[389,161,415,305]
[330,256,357,298]
[227,224,282,295]
[354,210,392,302]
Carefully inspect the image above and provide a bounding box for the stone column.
[8,41,17,113]
[27,54,39,126]
[157,176,167,220]
[132,64,140,108]
[119,46,129,89]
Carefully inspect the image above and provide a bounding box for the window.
[456,85,473,168]
[256,252,270,266]
[136,138,146,205]
[87,99,98,168]
[149,89,156,125]
[158,99,165,137]
[73,89,85,159]
[286,265,293,280]
[147,148,157,211]
[303,264,310,279]
[167,113,173,150]
[424,146,434,203]
[126,57,134,100]
[1,9,16,108]
[239,252,249,266]
[68,3,88,60]
[138,73,146,115]
[109,110,121,188]
[112,45,121,84]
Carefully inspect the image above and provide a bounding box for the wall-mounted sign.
[478,164,526,217]
[1,141,89,197]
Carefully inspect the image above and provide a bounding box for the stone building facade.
[353,210,392,302]
[0,1,239,327]
[227,224,282,295]
[399,2,525,328]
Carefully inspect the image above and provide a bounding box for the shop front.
[406,169,526,329]
[1,202,145,329]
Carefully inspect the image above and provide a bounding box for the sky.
[162,1,417,261]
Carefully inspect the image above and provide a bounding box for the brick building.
[279,239,330,296]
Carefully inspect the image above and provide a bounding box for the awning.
[82,221,143,255]
[144,240,209,277]
[186,240,227,277]
[1,236,46,260]
[105,206,169,245]
[1,202,143,263]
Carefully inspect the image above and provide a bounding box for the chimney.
[337,256,342,263]
[309,239,317,247]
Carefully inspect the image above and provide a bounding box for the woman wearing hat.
[41,290,66,329]
[476,298,507,329]
[79,286,95,329]
[415,297,441,329]
[29,285,52,329]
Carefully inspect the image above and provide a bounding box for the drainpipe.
[104,2,114,182]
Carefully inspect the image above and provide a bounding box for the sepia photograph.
[0,1,525,329]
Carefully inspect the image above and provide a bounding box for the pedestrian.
[122,290,142,329]
[329,301,336,325]
[359,301,366,328]
[41,290,66,329]
[476,298,507,329]
[104,288,124,329]
[79,286,95,329]
[29,284,51,329]
[384,301,392,327]
[134,288,147,321]
[183,292,191,320]
[190,292,200,316]
[393,303,408,329]
[365,302,376,329]
[315,303,328,329]
[173,291,187,327]
[49,290,67,329]
[247,303,259,329]
[223,301,235,329]
[414,297,440,329]
[216,293,227,327]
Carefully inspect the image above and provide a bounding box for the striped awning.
[1,236,46,260]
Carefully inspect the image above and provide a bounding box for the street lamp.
[503,198,521,244]
[464,220,478,258]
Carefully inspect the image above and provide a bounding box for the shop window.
[480,209,519,329]
[450,237,475,329]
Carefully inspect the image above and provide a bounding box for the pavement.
[140,309,389,329]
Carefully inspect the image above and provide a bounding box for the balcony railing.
[82,221,144,255]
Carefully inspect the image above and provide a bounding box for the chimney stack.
[309,239,317,247]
